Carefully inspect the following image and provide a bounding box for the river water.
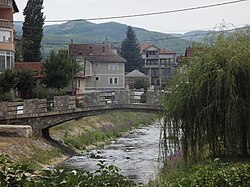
[60,122,163,185]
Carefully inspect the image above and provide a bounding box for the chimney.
[71,39,74,44]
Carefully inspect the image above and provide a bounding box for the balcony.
[0,0,12,7]
[0,19,13,28]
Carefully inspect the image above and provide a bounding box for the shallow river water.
[60,122,163,185]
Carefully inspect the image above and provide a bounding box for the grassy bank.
[0,137,66,170]
[149,159,250,187]
[50,112,157,151]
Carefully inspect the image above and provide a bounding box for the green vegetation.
[22,0,45,62]
[15,20,192,58]
[50,112,156,150]
[150,159,250,187]
[120,26,143,72]
[162,30,250,162]
[0,69,35,100]
[16,69,36,99]
[0,154,135,186]
[19,144,63,171]
[134,78,149,91]
[43,50,81,91]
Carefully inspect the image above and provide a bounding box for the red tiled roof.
[15,62,45,78]
[139,43,175,54]
[69,43,127,63]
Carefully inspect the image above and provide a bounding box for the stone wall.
[115,90,130,104]
[146,90,162,105]
[54,96,76,110]
[24,99,47,114]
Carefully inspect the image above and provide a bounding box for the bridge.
[0,90,164,136]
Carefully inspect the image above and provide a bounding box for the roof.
[69,43,127,63]
[125,70,148,78]
[139,43,175,54]
[185,47,211,57]
[12,0,19,13]
[74,72,87,79]
[15,62,45,78]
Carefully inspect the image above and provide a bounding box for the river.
[60,121,163,185]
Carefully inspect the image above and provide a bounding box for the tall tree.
[43,50,81,91]
[120,26,143,72]
[22,0,45,62]
[163,30,250,161]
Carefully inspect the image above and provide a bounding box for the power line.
[14,0,247,23]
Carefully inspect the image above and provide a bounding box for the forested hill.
[15,20,194,56]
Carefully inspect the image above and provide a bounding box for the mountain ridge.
[15,20,209,56]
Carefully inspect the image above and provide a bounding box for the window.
[0,51,14,73]
[108,63,119,71]
[95,76,100,81]
[0,30,11,43]
[108,77,119,85]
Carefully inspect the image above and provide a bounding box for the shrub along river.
[60,121,163,185]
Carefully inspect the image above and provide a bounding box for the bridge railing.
[0,90,165,117]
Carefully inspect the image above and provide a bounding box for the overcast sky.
[14,0,250,33]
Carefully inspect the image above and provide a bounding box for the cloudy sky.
[14,0,250,33]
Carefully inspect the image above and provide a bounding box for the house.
[0,0,19,74]
[176,46,211,64]
[69,42,126,90]
[140,43,177,90]
[125,70,150,89]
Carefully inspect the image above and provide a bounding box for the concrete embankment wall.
[0,125,32,138]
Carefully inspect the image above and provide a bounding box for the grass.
[50,112,157,150]
[19,144,63,170]
[148,158,250,187]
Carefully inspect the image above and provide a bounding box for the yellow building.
[0,0,19,73]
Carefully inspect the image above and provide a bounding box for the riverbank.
[0,112,157,170]
[50,111,157,153]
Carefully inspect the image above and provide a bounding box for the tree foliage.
[120,26,143,72]
[43,50,81,91]
[22,0,45,62]
[163,30,250,161]
[16,69,36,99]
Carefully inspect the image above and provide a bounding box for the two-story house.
[69,42,126,90]
[140,43,177,89]
[0,0,19,74]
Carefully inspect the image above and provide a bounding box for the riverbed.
[60,121,163,185]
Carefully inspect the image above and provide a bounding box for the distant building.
[0,0,19,74]
[140,43,177,89]
[125,70,150,89]
[69,42,126,90]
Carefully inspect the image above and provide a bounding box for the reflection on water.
[60,122,163,185]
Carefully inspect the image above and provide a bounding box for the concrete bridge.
[0,90,164,136]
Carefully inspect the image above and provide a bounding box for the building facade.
[140,43,177,89]
[69,43,126,90]
[0,0,19,73]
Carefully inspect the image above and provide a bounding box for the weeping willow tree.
[163,30,250,162]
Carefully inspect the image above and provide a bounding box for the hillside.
[15,20,193,56]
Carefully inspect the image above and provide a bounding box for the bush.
[0,92,13,101]
[0,154,135,187]
[161,160,250,187]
